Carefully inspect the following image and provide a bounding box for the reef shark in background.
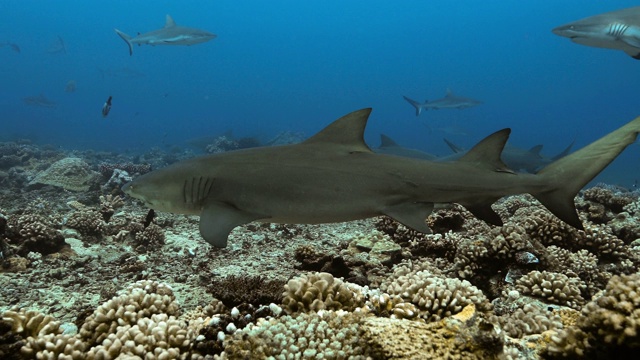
[440,139,574,173]
[22,94,56,108]
[552,6,640,59]
[403,89,482,116]
[123,108,640,248]
[115,15,216,56]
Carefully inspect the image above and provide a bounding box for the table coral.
[28,158,100,192]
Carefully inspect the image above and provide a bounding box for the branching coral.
[515,271,586,309]
[546,272,640,357]
[282,272,365,314]
[381,265,491,321]
[4,213,66,256]
[223,310,369,359]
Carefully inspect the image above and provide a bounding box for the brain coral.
[28,157,100,192]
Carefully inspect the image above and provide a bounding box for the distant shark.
[46,35,66,54]
[403,89,482,116]
[552,6,640,59]
[374,134,438,160]
[22,94,56,108]
[1,42,20,53]
[115,15,216,56]
[440,138,574,173]
[123,108,639,248]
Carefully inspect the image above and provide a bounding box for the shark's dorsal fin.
[445,88,454,97]
[302,108,373,152]
[459,129,514,173]
[380,134,399,148]
[165,15,177,28]
[529,145,543,155]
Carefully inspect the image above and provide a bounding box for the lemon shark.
[123,108,640,248]
[115,15,216,56]
[403,89,482,116]
[552,6,640,60]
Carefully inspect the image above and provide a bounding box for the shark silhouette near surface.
[123,108,640,248]
[115,15,216,56]
[403,89,482,116]
[552,6,640,59]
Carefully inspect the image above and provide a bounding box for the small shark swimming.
[403,89,482,116]
[115,15,216,56]
[440,139,573,173]
[552,6,640,60]
[123,108,640,248]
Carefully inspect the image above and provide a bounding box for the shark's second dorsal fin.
[459,129,514,173]
[529,145,543,155]
[380,134,399,148]
[302,108,373,152]
[165,15,177,28]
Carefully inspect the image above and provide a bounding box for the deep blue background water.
[1,1,639,186]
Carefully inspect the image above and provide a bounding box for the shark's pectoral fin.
[383,202,434,234]
[465,202,502,226]
[623,48,640,59]
[199,202,265,248]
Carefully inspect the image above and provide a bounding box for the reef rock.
[29,157,99,192]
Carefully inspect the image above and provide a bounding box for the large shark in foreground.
[115,15,216,56]
[552,6,640,60]
[403,89,482,116]
[123,108,640,248]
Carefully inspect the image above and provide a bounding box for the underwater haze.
[1,0,639,186]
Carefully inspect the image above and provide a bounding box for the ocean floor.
[1,139,639,359]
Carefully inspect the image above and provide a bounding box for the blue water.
[1,0,639,186]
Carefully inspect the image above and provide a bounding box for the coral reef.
[2,140,640,360]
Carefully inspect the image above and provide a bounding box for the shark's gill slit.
[197,176,203,202]
[609,23,628,37]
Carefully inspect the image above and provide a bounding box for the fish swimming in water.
[102,96,112,117]
[115,15,216,56]
[552,6,640,59]
[123,108,640,248]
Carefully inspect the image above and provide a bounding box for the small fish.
[143,209,155,228]
[102,96,112,117]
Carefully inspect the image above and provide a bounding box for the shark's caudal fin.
[403,96,425,116]
[534,116,640,229]
[114,29,134,56]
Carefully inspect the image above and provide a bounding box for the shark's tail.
[114,29,133,56]
[402,96,426,116]
[532,115,640,229]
